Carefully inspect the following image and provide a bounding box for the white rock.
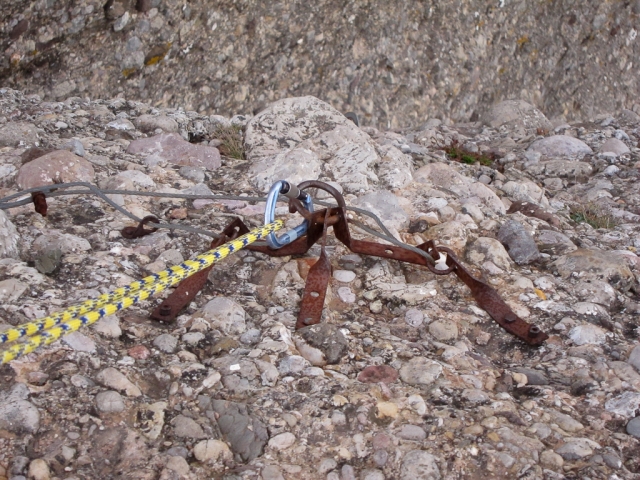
[527,135,593,159]
[96,367,142,397]
[201,297,246,335]
[568,324,607,345]
[193,439,232,462]
[333,270,357,283]
[268,432,296,451]
[0,210,20,259]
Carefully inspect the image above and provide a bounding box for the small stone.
[0,210,20,259]
[96,367,142,397]
[428,319,458,341]
[625,416,640,439]
[376,402,399,419]
[0,279,28,303]
[357,365,399,384]
[153,333,178,353]
[95,391,125,413]
[462,389,489,403]
[555,437,600,460]
[172,415,206,439]
[193,439,232,463]
[296,323,348,365]
[128,345,151,359]
[318,458,338,474]
[334,270,356,283]
[405,308,424,327]
[62,331,96,353]
[605,391,640,418]
[548,410,584,433]
[277,355,311,375]
[628,345,640,373]
[34,247,62,274]
[540,450,564,469]
[27,459,50,480]
[201,297,246,335]
[397,424,427,441]
[497,220,540,265]
[337,286,356,303]
[262,465,286,480]
[93,315,122,338]
[165,456,189,476]
[400,450,441,480]
[210,399,268,462]
[400,357,443,385]
[568,324,607,346]
[268,432,296,451]
[240,328,261,345]
[0,384,40,433]
[135,114,179,133]
[178,166,206,183]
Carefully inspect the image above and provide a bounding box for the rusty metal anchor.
[150,181,549,346]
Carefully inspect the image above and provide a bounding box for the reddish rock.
[128,345,151,360]
[16,150,95,189]
[126,133,221,170]
[357,365,399,384]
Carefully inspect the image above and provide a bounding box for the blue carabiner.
[264,180,313,249]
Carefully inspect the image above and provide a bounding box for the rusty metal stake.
[121,215,160,239]
[31,192,48,216]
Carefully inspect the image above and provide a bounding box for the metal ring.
[264,180,313,249]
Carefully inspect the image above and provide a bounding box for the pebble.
[152,333,178,353]
[333,269,356,283]
[568,324,607,346]
[93,315,122,338]
[397,424,427,441]
[497,220,540,265]
[172,415,206,439]
[400,450,441,480]
[193,439,232,462]
[404,308,424,327]
[27,459,50,480]
[268,432,296,451]
[201,297,247,335]
[0,384,40,433]
[400,357,443,385]
[62,331,96,353]
[95,390,125,413]
[96,367,142,397]
[626,416,640,439]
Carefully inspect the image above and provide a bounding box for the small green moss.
[444,140,495,167]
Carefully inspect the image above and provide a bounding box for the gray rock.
[95,391,125,413]
[536,230,577,255]
[424,221,468,256]
[552,249,635,291]
[527,135,593,159]
[295,323,348,365]
[400,450,441,480]
[354,191,409,232]
[568,324,607,346]
[93,315,122,338]
[513,368,548,385]
[172,415,206,439]
[208,399,268,462]
[626,416,640,439]
[0,122,38,147]
[462,389,489,403]
[201,297,246,335]
[540,159,593,178]
[62,138,85,156]
[96,367,142,397]
[399,357,443,385]
[548,410,584,433]
[0,384,40,433]
[277,355,311,375]
[498,220,540,265]
[16,150,95,189]
[466,237,513,271]
[178,166,205,183]
[34,246,62,274]
[627,345,640,374]
[397,424,427,441]
[605,391,640,418]
[135,114,179,133]
[428,319,458,341]
[555,437,600,460]
[0,210,20,259]
[239,328,262,345]
[414,162,470,197]
[127,133,221,170]
[62,331,96,353]
[0,279,28,303]
[482,100,552,133]
[153,333,178,353]
[599,138,630,156]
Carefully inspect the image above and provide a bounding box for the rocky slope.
[0,89,640,480]
[2,0,640,128]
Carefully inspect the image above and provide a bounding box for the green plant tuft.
[212,124,245,160]
[569,203,618,229]
[444,140,495,167]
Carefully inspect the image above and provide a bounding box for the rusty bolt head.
[504,313,517,323]
[159,305,172,316]
[529,325,541,337]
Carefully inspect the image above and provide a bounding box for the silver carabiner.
[264,180,313,249]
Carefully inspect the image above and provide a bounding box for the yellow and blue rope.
[0,220,283,365]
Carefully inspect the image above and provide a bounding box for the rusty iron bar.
[152,180,549,346]
[150,218,249,322]
[31,192,48,216]
[121,215,160,239]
